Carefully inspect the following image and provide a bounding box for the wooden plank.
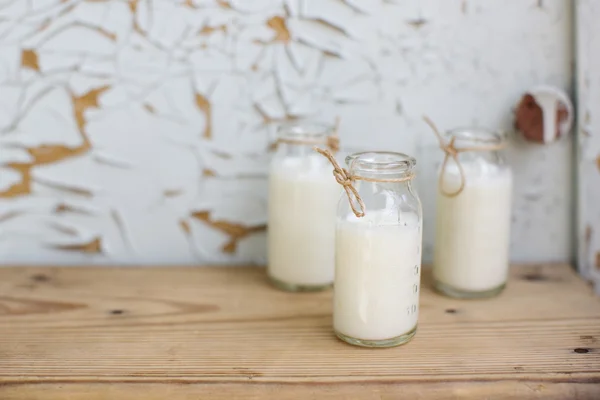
[0,264,598,399]
[0,382,599,400]
[576,0,600,287]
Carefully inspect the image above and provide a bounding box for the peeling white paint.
[0,147,33,164]
[0,0,575,266]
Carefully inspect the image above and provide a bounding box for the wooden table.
[0,264,599,399]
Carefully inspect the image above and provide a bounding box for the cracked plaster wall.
[0,0,574,265]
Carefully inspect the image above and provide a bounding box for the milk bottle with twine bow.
[267,120,341,292]
[315,147,423,348]
[424,117,513,299]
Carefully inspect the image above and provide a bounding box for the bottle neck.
[453,149,503,165]
[276,142,324,156]
[276,121,335,152]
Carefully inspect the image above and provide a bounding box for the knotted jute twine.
[423,116,506,198]
[314,148,415,218]
[272,118,340,153]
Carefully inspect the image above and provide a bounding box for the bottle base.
[335,326,417,348]
[268,275,332,292]
[434,280,506,299]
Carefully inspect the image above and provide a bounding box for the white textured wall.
[576,0,600,284]
[0,0,573,265]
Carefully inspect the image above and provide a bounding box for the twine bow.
[313,147,365,218]
[314,148,416,218]
[423,116,505,197]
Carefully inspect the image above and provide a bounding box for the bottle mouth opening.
[277,121,333,140]
[346,151,416,177]
[447,127,504,147]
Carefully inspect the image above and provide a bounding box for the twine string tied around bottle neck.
[313,147,415,218]
[423,116,506,198]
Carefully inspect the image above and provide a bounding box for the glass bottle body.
[333,152,422,347]
[433,128,513,298]
[267,122,340,291]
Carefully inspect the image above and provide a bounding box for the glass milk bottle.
[323,151,422,348]
[433,128,513,298]
[267,122,341,292]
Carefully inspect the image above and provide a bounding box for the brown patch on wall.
[73,85,109,133]
[199,25,227,35]
[407,18,428,29]
[28,145,85,165]
[216,0,231,9]
[202,169,216,177]
[0,86,106,198]
[0,165,31,197]
[163,189,182,197]
[596,155,600,172]
[195,93,212,139]
[55,204,71,213]
[179,220,191,234]
[222,240,237,253]
[0,141,94,198]
[596,252,600,271]
[53,237,102,253]
[192,211,266,253]
[21,49,40,71]
[128,0,139,13]
[266,16,290,42]
[55,203,92,215]
[143,103,156,114]
[129,0,147,36]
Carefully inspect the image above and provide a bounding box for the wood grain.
[0,264,599,399]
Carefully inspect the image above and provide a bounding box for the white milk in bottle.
[335,211,421,343]
[317,150,422,348]
[267,122,341,291]
[433,128,512,298]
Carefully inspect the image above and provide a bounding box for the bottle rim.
[446,127,504,147]
[346,151,416,178]
[276,120,333,140]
